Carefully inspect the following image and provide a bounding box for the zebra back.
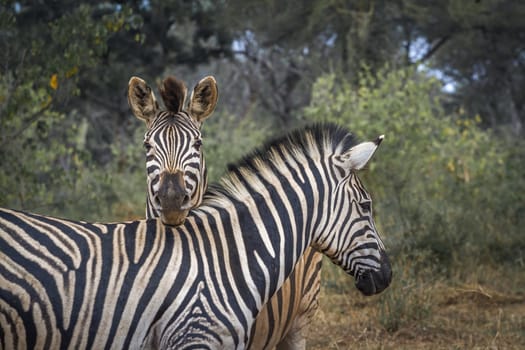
[0,124,391,349]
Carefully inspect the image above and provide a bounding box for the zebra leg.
[276,249,323,350]
[275,328,306,350]
[248,248,322,350]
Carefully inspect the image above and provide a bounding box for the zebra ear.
[188,76,218,124]
[159,76,187,113]
[343,135,384,170]
[128,76,159,127]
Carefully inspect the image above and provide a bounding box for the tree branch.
[1,102,55,143]
[415,35,451,64]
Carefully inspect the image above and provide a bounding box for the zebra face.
[129,75,218,226]
[343,173,391,295]
[318,136,392,295]
[144,113,206,226]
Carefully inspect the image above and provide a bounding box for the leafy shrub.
[202,109,272,183]
[0,4,141,221]
[304,66,525,269]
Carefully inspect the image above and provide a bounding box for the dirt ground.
[306,281,525,349]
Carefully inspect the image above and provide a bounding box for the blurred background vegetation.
[1,0,524,347]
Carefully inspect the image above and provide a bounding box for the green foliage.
[202,109,272,183]
[405,0,525,132]
[305,66,525,268]
[96,126,146,222]
[0,2,137,219]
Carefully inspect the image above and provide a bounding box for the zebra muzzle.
[355,250,392,296]
[158,171,191,226]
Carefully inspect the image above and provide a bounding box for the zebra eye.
[193,139,203,150]
[360,201,371,212]
[143,141,153,152]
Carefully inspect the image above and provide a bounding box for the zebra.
[0,124,392,349]
[128,74,218,226]
[248,248,322,349]
[128,75,323,349]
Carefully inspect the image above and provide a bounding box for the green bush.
[0,106,145,222]
[202,108,272,183]
[0,4,141,221]
[304,66,525,269]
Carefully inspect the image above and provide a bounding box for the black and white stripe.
[0,124,391,349]
[131,75,323,348]
[144,110,207,219]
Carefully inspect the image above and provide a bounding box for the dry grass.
[306,259,525,349]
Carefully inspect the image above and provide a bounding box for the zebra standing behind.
[128,75,324,349]
[0,123,391,349]
[128,74,218,227]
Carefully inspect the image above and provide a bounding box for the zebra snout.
[158,171,187,209]
[157,171,191,226]
[355,251,392,296]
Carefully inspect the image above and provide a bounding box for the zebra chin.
[159,209,189,227]
[355,250,392,296]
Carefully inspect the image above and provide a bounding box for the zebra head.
[128,75,218,226]
[315,134,391,296]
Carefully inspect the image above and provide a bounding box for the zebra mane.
[205,123,357,202]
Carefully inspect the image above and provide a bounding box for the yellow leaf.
[41,94,52,109]
[66,66,78,78]
[446,160,455,173]
[49,74,58,90]
[475,114,482,123]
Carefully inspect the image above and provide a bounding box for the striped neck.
[194,126,345,315]
[162,124,389,346]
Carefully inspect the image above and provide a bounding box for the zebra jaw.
[355,250,392,296]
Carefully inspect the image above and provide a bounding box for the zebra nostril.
[180,194,192,210]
